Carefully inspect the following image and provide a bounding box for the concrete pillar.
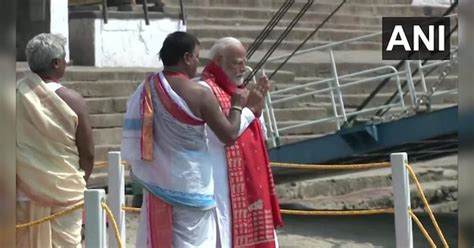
[50,0,70,62]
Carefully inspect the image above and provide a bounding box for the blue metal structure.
[269,106,458,181]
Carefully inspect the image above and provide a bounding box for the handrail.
[271,69,403,105]
[246,0,295,59]
[271,65,401,97]
[266,65,404,136]
[143,0,150,25]
[179,0,186,25]
[243,0,314,86]
[267,31,381,63]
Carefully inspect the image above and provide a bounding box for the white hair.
[209,37,244,60]
[25,33,66,73]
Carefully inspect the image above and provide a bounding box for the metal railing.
[348,0,459,122]
[179,0,186,26]
[259,27,458,147]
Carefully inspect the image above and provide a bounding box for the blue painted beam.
[268,106,458,164]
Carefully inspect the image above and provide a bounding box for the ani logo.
[382,17,450,60]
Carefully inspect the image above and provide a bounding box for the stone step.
[167,5,445,21]
[276,157,458,212]
[90,113,125,128]
[16,64,156,82]
[273,91,457,110]
[290,75,458,94]
[176,7,384,26]
[279,180,457,213]
[92,127,123,145]
[263,61,458,79]
[271,76,457,96]
[198,37,381,52]
[86,96,129,114]
[164,0,413,7]
[277,164,457,198]
[188,18,381,31]
[189,25,380,43]
[63,80,140,97]
[94,144,121,162]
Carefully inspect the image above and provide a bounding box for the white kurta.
[198,80,277,248]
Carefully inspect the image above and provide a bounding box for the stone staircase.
[162,0,458,144]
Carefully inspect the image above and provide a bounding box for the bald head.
[209,37,247,86]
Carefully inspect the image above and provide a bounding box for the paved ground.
[120,211,457,247]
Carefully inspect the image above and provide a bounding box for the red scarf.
[201,61,283,248]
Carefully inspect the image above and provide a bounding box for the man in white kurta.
[201,37,282,248]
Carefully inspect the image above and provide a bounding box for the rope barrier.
[94,160,130,169]
[271,162,391,170]
[101,201,124,248]
[407,164,449,248]
[91,158,448,247]
[280,208,394,216]
[16,202,84,229]
[122,206,141,213]
[409,210,437,248]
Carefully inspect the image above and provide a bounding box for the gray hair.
[25,33,66,73]
[209,37,244,60]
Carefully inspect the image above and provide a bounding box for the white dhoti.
[136,191,216,248]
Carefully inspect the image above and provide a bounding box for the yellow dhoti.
[16,72,86,247]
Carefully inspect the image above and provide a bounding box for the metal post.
[85,189,107,248]
[266,95,280,146]
[328,81,340,129]
[404,61,418,106]
[108,152,126,248]
[390,152,413,248]
[329,49,347,123]
[417,60,428,93]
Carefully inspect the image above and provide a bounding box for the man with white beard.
[200,37,283,248]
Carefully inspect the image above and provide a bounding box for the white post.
[391,152,413,248]
[108,151,126,248]
[85,189,107,248]
[50,0,70,62]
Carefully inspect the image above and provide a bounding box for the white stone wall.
[50,0,70,62]
[93,18,185,67]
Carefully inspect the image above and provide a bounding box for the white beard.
[233,76,245,86]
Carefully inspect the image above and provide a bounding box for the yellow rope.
[406,164,449,248]
[122,206,141,213]
[94,160,130,169]
[409,210,437,248]
[101,202,124,248]
[271,162,391,170]
[280,208,394,216]
[16,202,84,229]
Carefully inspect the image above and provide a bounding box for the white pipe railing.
[391,152,413,248]
[85,189,107,248]
[86,151,416,247]
[262,50,456,144]
[108,151,126,248]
